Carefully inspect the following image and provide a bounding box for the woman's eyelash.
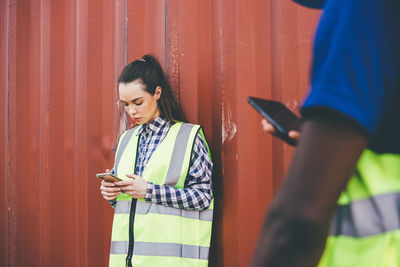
[121,100,142,106]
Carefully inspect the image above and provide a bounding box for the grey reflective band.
[110,240,129,254]
[164,123,196,186]
[182,208,213,221]
[331,192,400,237]
[114,127,137,177]
[115,200,213,221]
[115,200,131,214]
[110,241,209,260]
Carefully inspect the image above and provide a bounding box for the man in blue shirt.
[253,0,400,266]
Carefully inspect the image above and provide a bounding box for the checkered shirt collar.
[136,116,169,136]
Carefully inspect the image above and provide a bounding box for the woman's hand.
[261,119,300,143]
[115,174,148,199]
[99,169,121,200]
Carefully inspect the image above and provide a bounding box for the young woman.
[99,54,213,267]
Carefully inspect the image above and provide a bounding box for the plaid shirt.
[136,116,213,210]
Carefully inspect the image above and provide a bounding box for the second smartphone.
[248,96,301,146]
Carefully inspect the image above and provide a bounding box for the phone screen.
[96,173,122,182]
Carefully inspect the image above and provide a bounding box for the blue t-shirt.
[301,0,400,154]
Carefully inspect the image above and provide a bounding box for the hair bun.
[141,54,155,63]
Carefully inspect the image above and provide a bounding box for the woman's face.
[118,79,161,125]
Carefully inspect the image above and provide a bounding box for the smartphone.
[248,96,301,146]
[96,172,123,183]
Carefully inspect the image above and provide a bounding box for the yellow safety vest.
[319,149,400,266]
[109,122,213,267]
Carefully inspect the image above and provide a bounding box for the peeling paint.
[166,17,180,102]
[218,29,237,144]
[284,98,301,114]
[222,104,237,144]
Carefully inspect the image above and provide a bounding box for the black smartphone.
[248,96,301,146]
[96,172,123,183]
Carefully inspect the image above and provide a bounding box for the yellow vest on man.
[109,122,213,267]
[319,150,400,266]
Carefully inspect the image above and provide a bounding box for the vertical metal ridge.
[165,0,168,70]
[5,1,17,266]
[165,0,181,104]
[124,0,127,65]
[1,0,9,265]
[75,0,88,265]
[269,0,285,195]
[38,0,51,265]
[114,0,126,136]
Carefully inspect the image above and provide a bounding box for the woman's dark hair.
[118,54,187,122]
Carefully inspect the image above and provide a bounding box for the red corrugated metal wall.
[0,0,320,266]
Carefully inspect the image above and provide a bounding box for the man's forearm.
[253,116,367,266]
[252,201,328,267]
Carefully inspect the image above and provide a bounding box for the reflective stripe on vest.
[110,241,209,259]
[318,150,400,267]
[330,191,400,238]
[115,200,213,221]
[109,122,213,267]
[113,127,137,178]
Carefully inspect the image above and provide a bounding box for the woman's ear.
[154,86,162,100]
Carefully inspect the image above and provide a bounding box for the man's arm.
[253,112,367,267]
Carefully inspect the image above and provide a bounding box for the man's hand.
[261,119,300,143]
[115,174,148,199]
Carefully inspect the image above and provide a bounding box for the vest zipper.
[126,135,140,267]
[125,198,137,267]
